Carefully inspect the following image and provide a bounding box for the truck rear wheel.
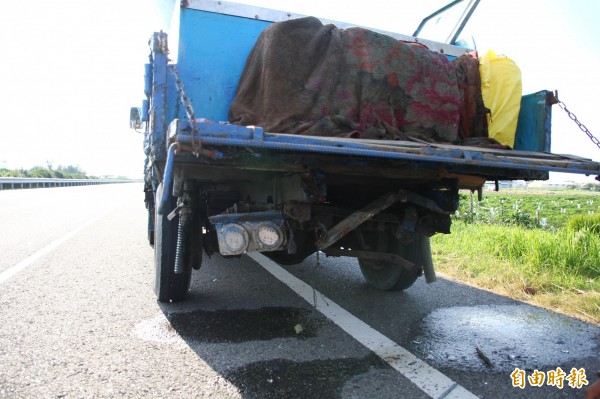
[265,230,315,265]
[358,232,423,291]
[147,202,155,247]
[154,183,192,302]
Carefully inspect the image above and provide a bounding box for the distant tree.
[29,167,53,178]
[0,165,97,179]
[57,165,86,175]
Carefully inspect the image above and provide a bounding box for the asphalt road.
[0,183,598,399]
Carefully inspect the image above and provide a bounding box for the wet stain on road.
[166,307,327,343]
[411,304,600,372]
[226,354,387,399]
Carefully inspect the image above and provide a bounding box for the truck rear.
[131,0,600,302]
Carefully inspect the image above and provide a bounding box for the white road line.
[248,252,479,399]
[0,212,111,285]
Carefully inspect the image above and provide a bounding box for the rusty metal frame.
[315,191,408,250]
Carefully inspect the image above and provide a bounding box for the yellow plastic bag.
[479,49,522,148]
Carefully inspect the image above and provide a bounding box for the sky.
[0,0,599,182]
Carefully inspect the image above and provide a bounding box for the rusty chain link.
[556,99,600,151]
[168,64,200,157]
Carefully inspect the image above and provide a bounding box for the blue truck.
[131,0,600,302]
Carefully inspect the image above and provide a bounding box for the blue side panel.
[174,9,272,122]
[514,91,552,153]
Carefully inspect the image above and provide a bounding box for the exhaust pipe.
[421,235,437,284]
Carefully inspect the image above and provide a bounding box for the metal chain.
[557,99,600,150]
[168,64,200,157]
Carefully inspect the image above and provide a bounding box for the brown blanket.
[229,17,487,144]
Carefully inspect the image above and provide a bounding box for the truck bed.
[148,1,599,188]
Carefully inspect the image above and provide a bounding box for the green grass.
[432,191,600,324]
[432,222,599,288]
[565,213,600,236]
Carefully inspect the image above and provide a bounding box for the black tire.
[147,203,155,247]
[154,183,192,302]
[265,250,314,266]
[265,230,316,265]
[358,232,422,291]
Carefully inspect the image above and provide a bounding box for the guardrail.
[0,177,139,190]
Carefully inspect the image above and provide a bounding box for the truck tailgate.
[168,119,600,183]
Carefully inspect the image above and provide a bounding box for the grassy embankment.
[431,190,600,324]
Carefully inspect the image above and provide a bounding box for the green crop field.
[431,189,600,324]
[453,190,600,229]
